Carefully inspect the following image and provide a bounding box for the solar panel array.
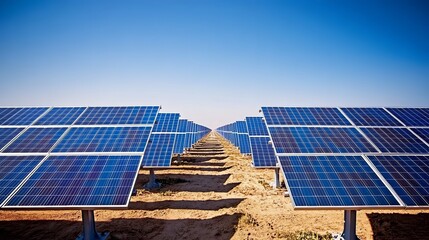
[0,106,159,209]
[261,107,429,209]
[216,121,251,154]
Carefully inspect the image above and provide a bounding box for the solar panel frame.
[0,128,26,151]
[262,107,352,126]
[3,155,142,209]
[0,156,46,207]
[411,128,429,145]
[341,108,404,126]
[268,126,378,154]
[361,127,429,153]
[0,107,49,126]
[386,108,429,127]
[141,133,177,168]
[367,155,429,209]
[249,136,278,168]
[278,155,402,210]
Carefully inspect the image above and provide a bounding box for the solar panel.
[262,107,351,126]
[74,106,159,125]
[177,119,188,132]
[269,127,377,154]
[52,127,151,153]
[236,121,248,133]
[245,117,269,136]
[387,108,429,127]
[4,155,141,208]
[341,108,403,126]
[0,156,45,206]
[152,113,180,133]
[141,134,176,167]
[278,155,400,208]
[173,133,186,154]
[411,128,429,144]
[237,134,251,154]
[34,107,86,125]
[361,128,429,153]
[0,107,48,125]
[0,128,24,150]
[3,128,67,153]
[368,155,429,207]
[249,137,277,168]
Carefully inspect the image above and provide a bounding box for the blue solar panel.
[177,119,188,132]
[0,128,24,150]
[279,156,400,208]
[173,134,186,154]
[236,121,248,133]
[262,107,351,126]
[411,128,429,144]
[368,156,429,207]
[387,108,429,127]
[0,107,48,125]
[142,134,176,167]
[341,108,403,126]
[34,107,86,125]
[237,134,251,154]
[52,127,151,152]
[74,106,159,125]
[245,117,269,136]
[4,155,141,208]
[361,128,429,153]
[3,128,67,153]
[152,113,180,133]
[269,127,377,153]
[0,156,45,206]
[249,137,277,168]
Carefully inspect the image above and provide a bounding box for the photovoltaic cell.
[0,107,48,125]
[52,127,151,152]
[361,128,429,153]
[262,107,351,126]
[177,119,188,132]
[3,128,67,153]
[411,128,429,144]
[250,137,277,168]
[341,108,402,126]
[34,107,86,125]
[0,156,45,206]
[269,127,377,153]
[5,155,141,208]
[74,106,159,125]
[368,156,429,207]
[152,113,180,133]
[141,134,176,167]
[173,134,186,154]
[236,121,248,133]
[387,108,429,127]
[279,156,400,208]
[245,117,269,136]
[0,128,24,150]
[237,134,251,154]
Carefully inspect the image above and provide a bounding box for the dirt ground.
[1,132,429,240]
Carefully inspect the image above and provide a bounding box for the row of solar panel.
[0,106,160,126]
[262,107,429,127]
[0,107,211,209]
[216,120,251,155]
[258,107,429,209]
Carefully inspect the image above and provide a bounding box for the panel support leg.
[143,169,161,189]
[342,210,358,240]
[76,210,109,240]
[271,168,280,189]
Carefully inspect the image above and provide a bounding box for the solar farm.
[1,106,429,239]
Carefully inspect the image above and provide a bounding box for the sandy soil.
[1,132,429,240]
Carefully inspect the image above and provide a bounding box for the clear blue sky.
[1,1,428,129]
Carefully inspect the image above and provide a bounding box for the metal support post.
[76,210,108,240]
[272,168,280,189]
[342,210,358,240]
[143,169,161,189]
